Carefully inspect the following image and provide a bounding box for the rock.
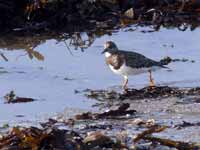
[124,8,135,19]
[83,131,113,148]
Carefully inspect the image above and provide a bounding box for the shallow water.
[0,26,200,124]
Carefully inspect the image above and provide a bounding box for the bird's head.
[101,41,118,54]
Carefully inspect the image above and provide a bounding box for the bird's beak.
[101,48,107,54]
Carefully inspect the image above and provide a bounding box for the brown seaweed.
[4,91,36,103]
[85,86,200,101]
[75,103,136,120]
[1,0,200,34]
[144,136,200,150]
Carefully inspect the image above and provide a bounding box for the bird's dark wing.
[118,50,163,68]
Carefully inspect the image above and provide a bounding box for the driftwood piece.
[133,125,168,142]
[144,136,200,150]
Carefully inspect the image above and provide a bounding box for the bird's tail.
[159,56,172,66]
[159,56,172,71]
[161,65,172,71]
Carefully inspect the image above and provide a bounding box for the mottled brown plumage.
[110,50,163,68]
[106,54,125,70]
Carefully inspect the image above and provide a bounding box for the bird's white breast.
[108,63,158,76]
[105,52,111,58]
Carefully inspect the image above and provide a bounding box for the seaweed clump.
[1,0,200,33]
[0,103,199,150]
[85,86,200,101]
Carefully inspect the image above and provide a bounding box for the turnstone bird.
[102,41,168,91]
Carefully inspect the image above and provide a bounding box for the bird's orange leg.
[123,76,128,91]
[148,70,155,89]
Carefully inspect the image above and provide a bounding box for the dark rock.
[83,131,114,148]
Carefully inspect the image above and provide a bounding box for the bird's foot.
[122,86,129,93]
[149,79,155,90]
[148,70,155,90]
